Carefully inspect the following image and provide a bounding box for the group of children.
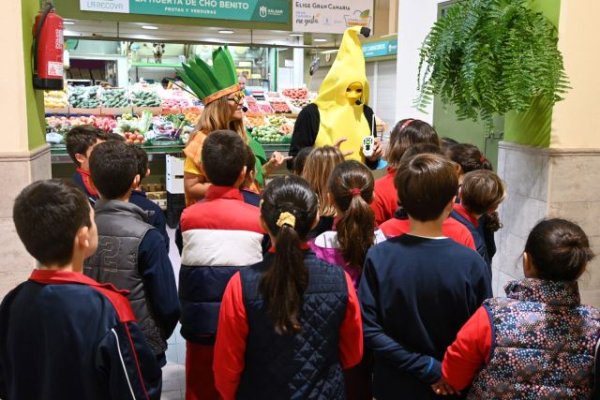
[0,117,598,400]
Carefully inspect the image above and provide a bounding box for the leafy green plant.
[415,0,569,128]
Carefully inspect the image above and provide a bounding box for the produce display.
[249,115,294,144]
[45,85,318,148]
[132,90,161,107]
[44,89,68,109]
[102,89,130,108]
[69,86,102,109]
[269,100,291,114]
[45,115,117,144]
[289,99,311,109]
[282,87,308,100]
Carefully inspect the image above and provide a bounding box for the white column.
[394,0,443,123]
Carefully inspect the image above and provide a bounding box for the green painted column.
[503,0,561,147]
[22,0,46,150]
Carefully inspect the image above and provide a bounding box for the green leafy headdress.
[179,46,240,105]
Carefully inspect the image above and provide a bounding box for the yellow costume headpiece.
[313,27,371,162]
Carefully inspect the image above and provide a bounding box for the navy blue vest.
[450,210,490,270]
[237,252,348,400]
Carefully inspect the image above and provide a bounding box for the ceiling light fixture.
[314,38,328,43]
[289,33,303,37]
[63,21,75,25]
[218,30,234,34]
[141,25,159,30]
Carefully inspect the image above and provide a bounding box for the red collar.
[204,186,244,202]
[268,242,311,254]
[453,204,479,227]
[386,167,396,176]
[76,167,99,197]
[29,269,136,322]
[29,269,128,295]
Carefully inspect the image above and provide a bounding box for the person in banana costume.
[289,26,383,168]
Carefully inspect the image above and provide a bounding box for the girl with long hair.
[301,145,345,238]
[214,175,363,400]
[310,160,386,400]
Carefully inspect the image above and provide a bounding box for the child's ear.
[74,225,90,251]
[131,174,141,189]
[75,153,87,166]
[145,168,151,178]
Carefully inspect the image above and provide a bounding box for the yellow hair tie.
[276,211,296,228]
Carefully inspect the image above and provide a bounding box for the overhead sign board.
[293,0,373,34]
[80,0,289,23]
[362,37,397,59]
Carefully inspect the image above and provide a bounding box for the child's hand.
[263,152,292,174]
[333,137,354,157]
[431,378,459,396]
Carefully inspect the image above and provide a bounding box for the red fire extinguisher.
[33,1,64,90]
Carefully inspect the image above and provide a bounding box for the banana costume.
[289,27,376,164]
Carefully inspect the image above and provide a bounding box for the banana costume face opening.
[313,27,372,162]
[346,82,364,106]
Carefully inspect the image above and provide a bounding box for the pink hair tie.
[350,188,362,197]
[399,119,415,131]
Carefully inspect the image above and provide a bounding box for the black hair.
[440,137,458,150]
[65,125,107,166]
[13,180,91,266]
[105,132,126,142]
[293,146,314,176]
[89,141,138,200]
[131,145,149,184]
[445,143,493,173]
[201,130,246,186]
[525,218,594,281]
[400,143,444,161]
[395,153,458,222]
[260,175,319,335]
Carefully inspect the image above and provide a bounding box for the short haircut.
[400,143,444,161]
[395,153,458,222]
[65,125,106,166]
[89,141,138,199]
[105,132,126,142]
[131,145,149,183]
[13,180,91,266]
[201,130,246,186]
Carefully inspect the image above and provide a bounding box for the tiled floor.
[162,228,186,400]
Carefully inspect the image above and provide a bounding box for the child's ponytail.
[329,161,376,272]
[260,176,318,335]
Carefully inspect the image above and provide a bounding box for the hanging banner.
[80,0,289,24]
[293,0,373,34]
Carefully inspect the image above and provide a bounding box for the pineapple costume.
[179,47,266,205]
[289,27,376,165]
